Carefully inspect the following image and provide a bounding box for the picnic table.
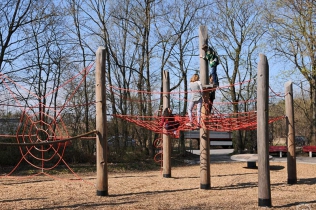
[231,154,273,168]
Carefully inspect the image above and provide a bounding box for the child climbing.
[159,108,180,131]
[186,74,203,127]
[201,45,219,87]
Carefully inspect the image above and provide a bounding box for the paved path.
[185,149,234,164]
[270,156,316,165]
[186,149,316,165]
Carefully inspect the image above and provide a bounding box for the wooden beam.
[163,70,171,178]
[257,54,271,206]
[95,46,108,196]
[285,81,297,184]
[199,25,210,190]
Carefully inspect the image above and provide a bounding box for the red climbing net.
[114,111,285,138]
[0,63,94,176]
[109,82,286,166]
[0,65,287,175]
[110,80,286,138]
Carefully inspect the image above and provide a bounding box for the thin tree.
[206,0,267,152]
[153,0,207,154]
[21,2,69,132]
[266,0,316,144]
[0,0,33,74]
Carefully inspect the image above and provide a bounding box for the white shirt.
[189,81,203,101]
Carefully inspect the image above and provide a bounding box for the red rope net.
[114,112,285,138]
[109,81,286,138]
[112,83,286,167]
[0,63,94,176]
[0,66,286,175]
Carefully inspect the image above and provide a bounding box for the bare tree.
[66,0,95,135]
[207,0,267,152]
[62,0,98,155]
[0,0,68,119]
[17,1,74,139]
[120,0,157,156]
[266,0,316,144]
[74,0,157,155]
[153,0,207,154]
[0,0,33,74]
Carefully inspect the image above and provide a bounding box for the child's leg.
[211,66,218,85]
[187,101,194,123]
[196,98,202,124]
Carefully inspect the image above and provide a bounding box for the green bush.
[0,146,21,166]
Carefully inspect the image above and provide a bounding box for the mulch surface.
[1,161,316,210]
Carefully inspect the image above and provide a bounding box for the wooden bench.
[302,146,316,157]
[269,146,287,157]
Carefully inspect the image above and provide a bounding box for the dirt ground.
[0,161,316,210]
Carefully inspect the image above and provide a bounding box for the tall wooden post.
[95,46,108,196]
[162,70,171,178]
[285,81,297,184]
[257,54,271,206]
[199,25,210,189]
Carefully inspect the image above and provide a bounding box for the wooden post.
[285,81,297,184]
[95,46,108,196]
[162,70,171,178]
[199,25,210,189]
[257,54,271,206]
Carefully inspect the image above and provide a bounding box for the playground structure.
[95,26,301,208]
[0,25,307,208]
[92,26,296,208]
[0,63,97,175]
